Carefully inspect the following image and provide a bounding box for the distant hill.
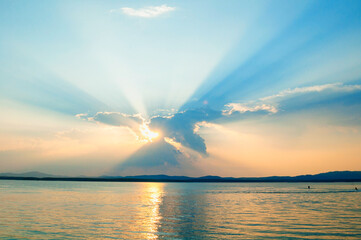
[260,171,361,182]
[0,171,62,178]
[0,171,361,182]
[296,171,361,180]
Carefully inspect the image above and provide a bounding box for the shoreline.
[1,176,361,183]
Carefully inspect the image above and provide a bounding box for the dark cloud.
[109,106,276,174]
[149,108,222,155]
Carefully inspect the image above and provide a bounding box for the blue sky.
[1,0,361,176]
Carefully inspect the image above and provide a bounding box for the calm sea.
[0,180,360,239]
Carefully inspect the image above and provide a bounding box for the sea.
[0,180,360,239]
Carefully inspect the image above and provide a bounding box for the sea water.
[0,180,360,239]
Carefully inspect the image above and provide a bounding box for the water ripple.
[0,181,360,239]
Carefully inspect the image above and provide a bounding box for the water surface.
[0,181,360,239]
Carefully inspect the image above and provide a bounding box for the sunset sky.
[1,0,361,177]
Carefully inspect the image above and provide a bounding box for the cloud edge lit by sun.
[110,5,176,18]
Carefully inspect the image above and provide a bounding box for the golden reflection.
[143,183,164,240]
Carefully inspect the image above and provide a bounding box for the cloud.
[257,82,361,114]
[76,82,361,174]
[79,105,276,158]
[110,5,175,18]
[223,103,277,115]
[147,104,279,156]
[149,108,222,154]
[75,113,88,120]
[261,83,361,101]
[90,112,143,126]
[223,83,361,116]
[77,112,146,140]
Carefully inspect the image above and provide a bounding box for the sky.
[0,0,361,177]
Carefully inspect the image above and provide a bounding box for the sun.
[139,123,160,142]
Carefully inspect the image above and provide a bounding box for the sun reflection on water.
[143,183,163,239]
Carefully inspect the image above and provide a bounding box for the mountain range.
[0,171,361,182]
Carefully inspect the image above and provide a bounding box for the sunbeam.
[1,0,361,176]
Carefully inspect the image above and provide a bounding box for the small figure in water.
[308,186,310,189]
[356,187,358,191]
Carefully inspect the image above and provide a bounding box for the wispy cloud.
[110,5,175,18]
[223,103,278,115]
[224,83,361,116]
[77,112,145,140]
[261,83,361,101]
